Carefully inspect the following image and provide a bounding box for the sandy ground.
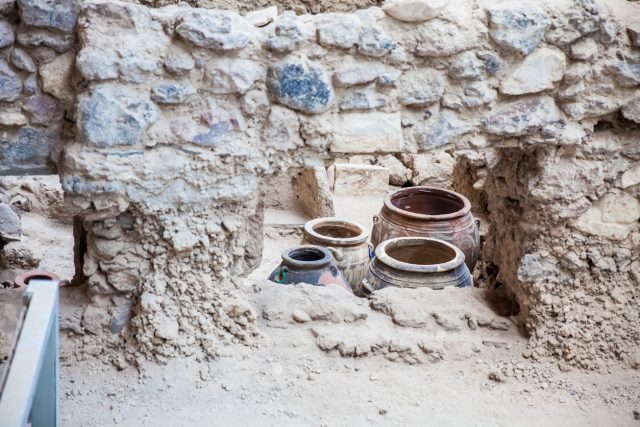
[1,179,639,426]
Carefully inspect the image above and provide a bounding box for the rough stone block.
[330,112,403,153]
[382,0,446,22]
[0,59,21,102]
[499,47,566,95]
[328,163,389,196]
[487,4,550,55]
[573,192,640,240]
[17,0,79,33]
[77,83,160,149]
[267,56,333,114]
[175,10,254,51]
[292,167,335,218]
[0,127,58,175]
[39,51,75,102]
[482,97,560,136]
[0,18,13,48]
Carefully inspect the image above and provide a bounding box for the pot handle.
[274,266,288,284]
[328,247,344,262]
[330,265,339,277]
[361,278,374,295]
[368,242,375,260]
[372,215,379,224]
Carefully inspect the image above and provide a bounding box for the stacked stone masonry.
[0,0,639,369]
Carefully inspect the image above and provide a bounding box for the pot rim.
[14,270,61,288]
[304,217,370,246]
[383,186,471,221]
[374,237,466,273]
[281,245,334,269]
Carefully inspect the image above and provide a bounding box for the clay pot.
[13,270,61,288]
[268,245,352,293]
[301,217,372,296]
[371,186,480,272]
[362,237,472,293]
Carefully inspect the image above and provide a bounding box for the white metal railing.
[0,280,60,427]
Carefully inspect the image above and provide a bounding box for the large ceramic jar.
[301,217,372,296]
[371,187,480,272]
[268,245,352,294]
[362,237,472,293]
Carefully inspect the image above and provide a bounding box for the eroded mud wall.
[1,0,639,368]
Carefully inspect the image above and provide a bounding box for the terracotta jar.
[301,217,372,296]
[13,271,61,288]
[371,186,480,272]
[268,245,352,293]
[362,237,472,293]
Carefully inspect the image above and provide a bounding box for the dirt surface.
[1,178,639,426]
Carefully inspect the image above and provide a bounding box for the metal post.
[0,280,59,427]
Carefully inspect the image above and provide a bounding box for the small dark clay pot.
[268,245,353,294]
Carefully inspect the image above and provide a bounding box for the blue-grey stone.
[487,5,550,55]
[16,27,74,52]
[23,73,37,95]
[110,298,133,334]
[517,253,558,282]
[164,52,195,75]
[76,47,119,81]
[0,19,13,48]
[267,57,333,114]
[151,82,196,104]
[419,111,472,150]
[0,0,15,15]
[0,127,58,175]
[118,51,160,83]
[449,51,484,80]
[607,61,640,88]
[339,85,386,111]
[482,97,560,136]
[17,0,79,33]
[176,10,251,51]
[399,70,444,107]
[477,52,502,75]
[0,203,21,241]
[77,84,160,149]
[0,59,21,102]
[22,94,62,125]
[10,47,36,72]
[357,26,396,58]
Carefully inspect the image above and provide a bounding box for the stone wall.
[0,0,77,175]
[1,0,639,368]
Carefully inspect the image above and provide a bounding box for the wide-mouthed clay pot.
[371,186,480,272]
[362,237,472,293]
[301,217,372,296]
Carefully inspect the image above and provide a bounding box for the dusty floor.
[1,177,639,426]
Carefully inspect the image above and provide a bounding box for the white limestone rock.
[570,38,597,61]
[375,155,412,186]
[382,0,446,23]
[264,105,304,150]
[244,6,277,27]
[621,165,640,189]
[176,10,256,51]
[413,20,477,57]
[499,47,566,95]
[316,13,361,49]
[339,85,387,111]
[329,163,389,196]
[487,4,550,56]
[622,96,640,124]
[573,192,640,240]
[331,112,403,153]
[398,69,444,107]
[449,51,484,80]
[482,97,560,136]
[206,59,266,94]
